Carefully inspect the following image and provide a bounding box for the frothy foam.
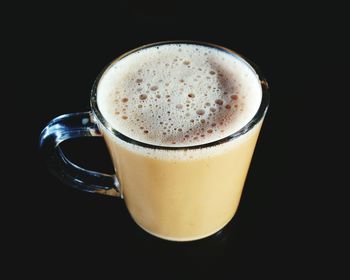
[97,44,262,147]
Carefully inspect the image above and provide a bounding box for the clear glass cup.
[39,41,269,241]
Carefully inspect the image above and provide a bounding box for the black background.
[4,2,348,278]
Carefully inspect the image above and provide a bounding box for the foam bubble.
[196,109,205,116]
[139,94,147,100]
[188,93,195,98]
[215,99,223,105]
[97,43,262,147]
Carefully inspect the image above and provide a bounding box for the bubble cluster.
[97,44,262,147]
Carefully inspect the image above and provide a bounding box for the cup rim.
[90,40,269,150]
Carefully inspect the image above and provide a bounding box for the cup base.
[132,215,235,242]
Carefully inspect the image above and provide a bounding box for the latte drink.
[96,43,263,241]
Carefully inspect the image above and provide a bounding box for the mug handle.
[39,111,120,197]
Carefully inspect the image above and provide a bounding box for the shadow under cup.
[40,41,269,241]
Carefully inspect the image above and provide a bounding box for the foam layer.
[97,43,262,147]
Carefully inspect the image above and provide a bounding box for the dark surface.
[4,3,348,278]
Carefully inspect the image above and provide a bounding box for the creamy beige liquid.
[97,43,263,241]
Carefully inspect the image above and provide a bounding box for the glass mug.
[40,41,269,241]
